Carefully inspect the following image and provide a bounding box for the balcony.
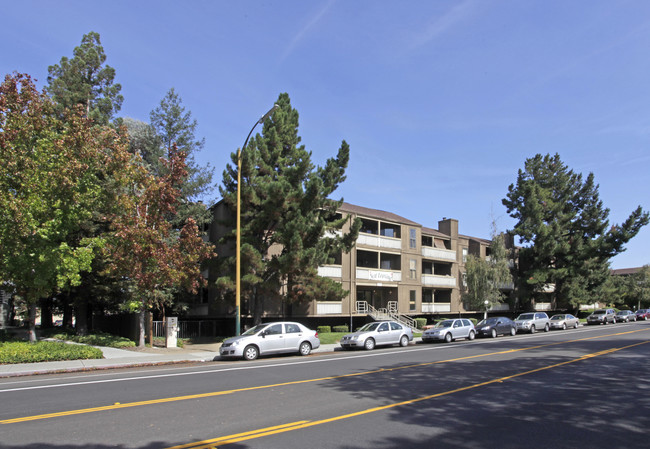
[422,274,456,287]
[356,268,402,282]
[316,302,342,314]
[422,247,456,262]
[357,233,402,250]
[318,266,342,278]
[422,303,451,313]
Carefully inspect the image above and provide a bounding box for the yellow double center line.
[1,328,646,426]
[167,339,650,449]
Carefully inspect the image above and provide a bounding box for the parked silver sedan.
[219,321,320,361]
[422,318,476,343]
[549,313,580,330]
[340,321,413,350]
[616,310,637,322]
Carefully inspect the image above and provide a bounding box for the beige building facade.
[205,201,496,323]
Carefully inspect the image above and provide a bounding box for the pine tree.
[503,153,648,310]
[46,31,123,125]
[150,88,214,228]
[218,93,359,323]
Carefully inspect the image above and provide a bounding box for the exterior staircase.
[355,301,421,332]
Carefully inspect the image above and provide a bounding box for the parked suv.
[514,312,550,333]
[587,309,617,325]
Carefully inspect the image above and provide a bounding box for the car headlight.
[350,336,359,341]
[232,340,243,346]
[481,326,489,331]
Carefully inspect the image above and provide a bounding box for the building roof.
[611,267,644,276]
[339,202,421,226]
[421,226,449,238]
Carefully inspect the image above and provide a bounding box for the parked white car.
[340,321,413,350]
[422,318,476,343]
[219,321,320,361]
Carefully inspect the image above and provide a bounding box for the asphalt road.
[1,321,649,449]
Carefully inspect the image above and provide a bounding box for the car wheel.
[544,324,550,332]
[530,324,536,334]
[364,338,376,350]
[574,321,579,329]
[444,332,453,343]
[468,330,475,341]
[510,327,516,336]
[243,345,259,361]
[562,323,567,330]
[491,328,497,338]
[298,341,312,356]
[399,335,409,347]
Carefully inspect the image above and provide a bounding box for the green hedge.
[414,318,427,329]
[317,326,331,334]
[45,331,136,348]
[0,341,104,364]
[332,325,349,333]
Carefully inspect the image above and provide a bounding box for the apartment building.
[204,201,496,323]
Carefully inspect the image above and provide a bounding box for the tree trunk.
[138,310,145,347]
[75,301,88,336]
[147,311,153,346]
[40,298,53,329]
[28,304,37,342]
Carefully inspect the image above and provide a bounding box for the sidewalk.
[0,342,340,378]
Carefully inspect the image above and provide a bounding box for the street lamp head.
[258,104,279,125]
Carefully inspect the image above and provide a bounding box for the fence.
[152,320,220,339]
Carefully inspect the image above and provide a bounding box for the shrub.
[332,325,349,333]
[414,318,427,329]
[317,326,331,334]
[48,331,136,348]
[0,341,103,364]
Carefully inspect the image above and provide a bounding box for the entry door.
[258,323,285,354]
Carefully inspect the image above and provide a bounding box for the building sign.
[369,271,394,282]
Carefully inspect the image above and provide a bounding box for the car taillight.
[315,332,319,339]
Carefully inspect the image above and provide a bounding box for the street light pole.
[484,300,489,320]
[235,104,278,335]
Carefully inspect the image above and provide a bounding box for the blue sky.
[2,0,649,269]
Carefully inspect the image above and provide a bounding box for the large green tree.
[503,153,649,310]
[462,229,513,314]
[46,31,123,125]
[0,73,128,340]
[105,146,215,346]
[218,93,359,324]
[149,88,214,228]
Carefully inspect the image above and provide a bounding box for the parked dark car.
[475,317,516,338]
[635,309,650,321]
[587,309,617,325]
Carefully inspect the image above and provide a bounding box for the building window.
[409,228,417,249]
[422,235,433,247]
[380,222,401,238]
[409,259,417,280]
[360,218,379,235]
[357,250,378,268]
[422,288,433,303]
[380,253,401,270]
[410,290,416,311]
[462,248,468,263]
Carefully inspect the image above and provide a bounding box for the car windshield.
[592,310,605,315]
[241,324,268,336]
[550,315,564,320]
[616,311,628,315]
[517,313,535,320]
[358,322,381,332]
[435,320,453,328]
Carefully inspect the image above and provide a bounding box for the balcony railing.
[357,233,402,250]
[421,274,456,287]
[421,303,451,313]
[421,247,456,261]
[317,265,342,278]
[316,302,342,314]
[356,268,402,282]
